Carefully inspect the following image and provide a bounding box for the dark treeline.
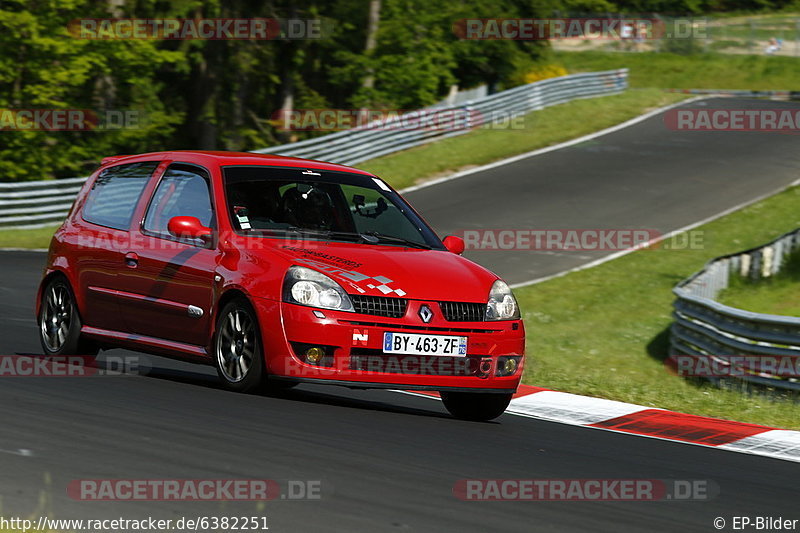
[0,0,796,181]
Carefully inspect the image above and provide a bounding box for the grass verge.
[0,225,58,249]
[718,251,800,316]
[514,185,800,430]
[554,50,800,90]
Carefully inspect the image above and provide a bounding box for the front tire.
[38,277,98,356]
[214,299,265,393]
[440,391,513,421]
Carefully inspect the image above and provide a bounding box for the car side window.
[82,162,158,230]
[143,164,214,242]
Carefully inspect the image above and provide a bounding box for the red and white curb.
[405,385,800,464]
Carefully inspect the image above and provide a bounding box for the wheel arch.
[210,287,259,347]
[36,268,76,323]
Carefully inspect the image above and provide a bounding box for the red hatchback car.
[36,151,525,420]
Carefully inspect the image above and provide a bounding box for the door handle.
[124,252,139,268]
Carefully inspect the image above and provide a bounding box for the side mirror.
[442,235,465,255]
[168,216,212,241]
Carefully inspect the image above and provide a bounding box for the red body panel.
[37,151,526,392]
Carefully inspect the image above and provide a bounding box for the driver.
[280,185,336,230]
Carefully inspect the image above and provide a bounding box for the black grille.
[341,320,500,334]
[439,301,485,322]
[351,295,408,318]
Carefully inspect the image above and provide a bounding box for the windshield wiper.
[283,228,365,242]
[284,228,431,249]
[361,231,431,249]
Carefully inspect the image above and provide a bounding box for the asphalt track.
[1,97,799,532]
[409,97,800,284]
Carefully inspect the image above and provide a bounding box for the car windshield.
[222,166,443,249]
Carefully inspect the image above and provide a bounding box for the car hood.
[269,241,499,302]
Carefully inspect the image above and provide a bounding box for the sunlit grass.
[718,250,800,316]
[0,225,57,250]
[514,186,800,429]
[554,50,800,90]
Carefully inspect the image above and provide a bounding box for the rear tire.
[214,299,265,393]
[38,276,98,356]
[440,391,513,421]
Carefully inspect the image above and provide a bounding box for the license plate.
[383,332,467,357]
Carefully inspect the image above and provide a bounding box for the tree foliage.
[0,0,793,180]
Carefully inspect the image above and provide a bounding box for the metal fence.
[0,177,87,229]
[670,228,800,391]
[0,69,628,229]
[254,69,628,165]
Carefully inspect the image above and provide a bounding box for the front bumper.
[254,298,525,392]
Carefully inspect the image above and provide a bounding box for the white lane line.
[0,448,34,457]
[393,92,795,289]
[400,96,708,195]
[510,175,800,289]
[0,248,47,252]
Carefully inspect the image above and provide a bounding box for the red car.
[36,151,525,420]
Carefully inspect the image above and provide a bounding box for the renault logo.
[418,305,433,323]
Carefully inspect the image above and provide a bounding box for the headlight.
[283,266,354,312]
[485,280,520,321]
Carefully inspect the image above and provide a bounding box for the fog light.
[495,356,520,376]
[305,347,325,364]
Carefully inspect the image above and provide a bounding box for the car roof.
[100,150,375,176]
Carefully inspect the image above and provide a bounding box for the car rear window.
[82,161,158,230]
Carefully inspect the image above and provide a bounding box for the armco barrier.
[670,228,800,391]
[254,69,628,165]
[0,177,86,229]
[0,69,628,229]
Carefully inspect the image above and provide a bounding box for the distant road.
[409,97,800,284]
